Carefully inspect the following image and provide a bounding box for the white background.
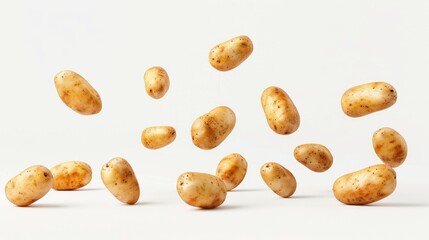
[0,0,428,239]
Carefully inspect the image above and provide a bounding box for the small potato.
[216,153,248,191]
[141,126,176,149]
[341,82,397,117]
[209,35,253,71]
[177,172,227,209]
[333,164,396,205]
[294,144,333,172]
[51,161,92,190]
[373,127,407,168]
[144,66,170,99]
[261,86,300,135]
[101,157,140,205]
[5,165,53,207]
[191,106,236,150]
[260,162,297,198]
[54,70,102,115]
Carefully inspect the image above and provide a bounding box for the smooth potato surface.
[144,66,170,99]
[141,126,176,149]
[216,153,248,191]
[373,127,407,168]
[209,35,253,71]
[260,162,297,198]
[294,144,333,172]
[51,161,92,190]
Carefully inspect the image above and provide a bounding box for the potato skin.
[54,70,102,115]
[141,126,176,149]
[101,157,140,205]
[177,172,227,209]
[144,66,170,99]
[5,165,53,207]
[333,164,396,205]
[260,162,297,198]
[216,153,248,191]
[372,127,407,168]
[191,106,236,150]
[341,82,397,117]
[261,86,300,135]
[294,144,333,172]
[209,35,253,71]
[51,161,92,190]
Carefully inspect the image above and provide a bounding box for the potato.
[261,86,300,135]
[209,35,253,71]
[333,164,396,205]
[54,70,102,115]
[341,82,397,117]
[141,126,176,149]
[51,161,92,190]
[176,172,227,209]
[216,153,247,191]
[191,106,236,150]
[5,165,53,207]
[372,127,407,168]
[260,162,297,198]
[144,66,170,99]
[101,157,140,205]
[294,144,333,172]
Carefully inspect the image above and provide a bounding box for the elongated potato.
[216,153,247,191]
[373,127,407,168]
[333,164,396,205]
[144,66,170,99]
[5,165,53,207]
[51,161,92,190]
[294,144,333,172]
[54,70,102,115]
[177,172,227,209]
[191,106,236,150]
[261,86,300,135]
[209,35,253,71]
[341,82,397,117]
[141,126,176,149]
[260,162,297,198]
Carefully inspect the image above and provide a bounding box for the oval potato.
[216,153,248,191]
[144,66,170,99]
[209,35,253,71]
[141,126,176,149]
[294,144,333,172]
[260,162,297,198]
[51,161,92,190]
[372,127,407,168]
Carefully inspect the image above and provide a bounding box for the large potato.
[372,127,407,168]
[144,66,170,99]
[51,161,92,190]
[294,144,333,172]
[260,162,297,198]
[216,153,247,191]
[5,165,53,207]
[141,126,176,149]
[209,35,253,71]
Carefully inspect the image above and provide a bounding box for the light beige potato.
[177,172,227,209]
[260,162,297,198]
[101,157,140,205]
[144,66,170,99]
[261,86,300,135]
[191,106,236,150]
[333,164,396,205]
[341,82,397,117]
[141,126,176,149]
[54,70,102,115]
[216,153,248,191]
[51,161,92,190]
[373,127,407,168]
[209,35,253,71]
[294,144,333,172]
[5,165,53,207]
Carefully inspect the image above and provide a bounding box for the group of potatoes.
[4,35,408,208]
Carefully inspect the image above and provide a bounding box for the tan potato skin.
[177,172,227,209]
[373,127,407,168]
[144,66,170,99]
[261,86,300,135]
[341,82,397,117]
[51,161,92,190]
[54,70,102,115]
[209,35,253,71]
[216,153,248,191]
[333,164,396,205]
[191,106,236,150]
[141,126,176,149]
[294,144,333,172]
[101,157,140,205]
[260,162,297,198]
[5,165,53,207]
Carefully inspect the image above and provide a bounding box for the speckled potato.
[5,165,53,207]
[294,144,333,172]
[191,106,236,150]
[144,66,170,99]
[101,157,140,205]
[54,70,102,115]
[372,127,407,168]
[261,86,300,135]
[341,82,397,117]
[209,35,253,71]
[260,162,297,198]
[177,172,227,209]
[51,161,92,190]
[216,153,248,191]
[141,126,176,149]
[333,164,396,205]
